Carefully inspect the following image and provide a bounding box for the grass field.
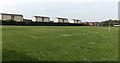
[2,26,119,61]
[0,26,2,62]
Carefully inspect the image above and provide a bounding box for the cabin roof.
[34,16,50,18]
[0,13,23,16]
[72,19,81,21]
[56,17,68,20]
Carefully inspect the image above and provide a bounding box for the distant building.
[88,22,100,26]
[0,13,23,22]
[55,17,69,23]
[114,23,120,26]
[23,19,32,23]
[49,21,54,23]
[83,22,100,26]
[32,16,50,22]
[72,19,81,23]
[114,25,120,26]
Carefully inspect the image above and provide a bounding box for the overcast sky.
[0,0,119,22]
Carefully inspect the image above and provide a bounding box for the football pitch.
[2,26,119,61]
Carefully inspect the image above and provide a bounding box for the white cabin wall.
[44,18,49,22]
[53,18,58,23]
[14,16,23,22]
[36,18,42,22]
[69,19,74,23]
[2,15,11,21]
[58,19,63,22]
[32,17,36,22]
[78,20,81,23]
[64,19,68,23]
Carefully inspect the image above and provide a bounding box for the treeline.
[100,19,120,26]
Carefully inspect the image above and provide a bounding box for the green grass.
[2,26,119,61]
[0,26,2,62]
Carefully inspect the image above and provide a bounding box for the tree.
[100,19,119,26]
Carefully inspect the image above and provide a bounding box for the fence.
[1,21,88,26]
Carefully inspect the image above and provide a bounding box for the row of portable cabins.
[0,13,81,23]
